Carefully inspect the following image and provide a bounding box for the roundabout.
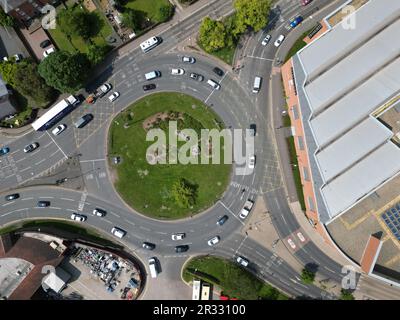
[108,92,231,219]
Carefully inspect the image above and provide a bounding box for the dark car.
[216,215,229,226]
[143,83,156,91]
[189,73,204,81]
[175,245,189,253]
[40,39,51,48]
[142,242,156,250]
[74,114,93,128]
[213,67,224,77]
[5,193,19,201]
[290,16,304,28]
[37,200,50,207]
[249,124,256,136]
[0,147,10,156]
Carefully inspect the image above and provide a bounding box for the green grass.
[284,29,313,62]
[286,136,306,211]
[198,41,236,66]
[109,92,231,219]
[183,256,288,300]
[125,0,172,24]
[0,219,121,248]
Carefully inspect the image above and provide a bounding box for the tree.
[171,178,197,208]
[158,4,174,22]
[13,62,55,105]
[198,17,227,52]
[122,9,141,30]
[0,8,15,27]
[87,44,111,66]
[38,51,90,93]
[340,289,355,300]
[0,60,18,86]
[301,267,316,284]
[234,0,271,32]
[57,8,101,40]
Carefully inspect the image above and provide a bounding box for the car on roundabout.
[171,233,186,241]
[0,146,10,156]
[143,83,156,91]
[213,67,224,77]
[175,245,189,253]
[216,215,228,226]
[207,236,220,246]
[37,201,50,207]
[5,193,19,201]
[111,227,126,239]
[142,242,156,250]
[235,255,249,267]
[182,56,196,64]
[108,91,120,102]
[171,68,185,75]
[189,73,204,81]
[70,213,87,222]
[92,208,107,217]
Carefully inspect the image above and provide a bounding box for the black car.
[216,215,229,226]
[175,245,189,253]
[40,39,51,48]
[37,200,50,207]
[5,193,19,201]
[143,83,156,91]
[142,242,156,250]
[249,124,256,136]
[213,67,224,77]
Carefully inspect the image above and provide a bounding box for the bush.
[301,267,316,284]
[158,4,174,21]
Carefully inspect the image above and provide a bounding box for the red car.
[301,0,312,5]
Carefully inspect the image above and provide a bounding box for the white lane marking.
[255,250,266,259]
[43,141,52,148]
[139,226,151,231]
[245,55,274,61]
[102,218,113,225]
[39,196,54,199]
[50,207,61,210]
[35,159,46,166]
[46,131,68,159]
[234,234,248,255]
[49,150,59,158]
[219,200,245,225]
[110,211,121,218]
[60,198,74,201]
[204,72,228,104]
[19,166,32,173]
[21,197,33,201]
[10,149,20,155]
[15,157,26,163]
[79,159,106,163]
[2,201,15,206]
[155,231,167,235]
[66,208,76,212]
[37,133,45,139]
[124,219,135,227]
[78,192,88,211]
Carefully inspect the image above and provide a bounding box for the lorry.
[239,199,254,219]
[85,83,112,104]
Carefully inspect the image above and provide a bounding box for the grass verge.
[284,29,314,62]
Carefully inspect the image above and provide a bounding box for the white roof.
[321,142,400,217]
[315,117,392,183]
[31,99,70,130]
[43,267,70,293]
[298,0,400,79]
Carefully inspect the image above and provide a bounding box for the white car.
[274,35,285,47]
[261,34,271,46]
[236,256,249,267]
[207,236,220,246]
[111,227,126,239]
[297,232,306,243]
[70,213,87,222]
[248,155,256,169]
[43,47,56,57]
[52,124,66,136]
[171,233,186,241]
[100,83,112,94]
[287,238,296,249]
[92,208,106,217]
[171,68,185,75]
[182,56,196,64]
[108,91,120,102]
[239,208,250,219]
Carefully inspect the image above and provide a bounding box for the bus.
[201,283,211,300]
[31,95,79,131]
[140,36,160,53]
[192,279,201,300]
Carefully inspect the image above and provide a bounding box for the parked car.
[261,34,271,46]
[108,91,120,102]
[216,215,228,226]
[189,73,204,81]
[143,83,156,91]
[301,0,312,5]
[182,56,196,64]
[171,233,185,241]
[171,68,185,75]
[142,242,156,250]
[249,124,256,136]
[23,142,39,153]
[213,67,224,77]
[111,227,126,238]
[248,155,256,169]
[52,124,66,136]
[40,39,51,48]
[5,193,19,201]
[175,245,189,253]
[43,47,56,57]
[207,236,220,246]
[70,213,87,222]
[37,200,50,207]
[0,146,10,156]
[236,256,249,267]
[274,35,285,47]
[92,208,107,217]
[290,16,303,28]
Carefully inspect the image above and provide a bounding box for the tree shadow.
[86,12,105,39]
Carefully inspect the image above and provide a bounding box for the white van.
[252,76,262,93]
[148,258,158,278]
[207,79,220,90]
[145,71,161,81]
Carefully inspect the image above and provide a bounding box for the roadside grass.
[0,219,120,248]
[108,92,231,219]
[286,136,306,211]
[198,41,236,66]
[182,256,288,300]
[284,29,314,62]
[124,0,172,24]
